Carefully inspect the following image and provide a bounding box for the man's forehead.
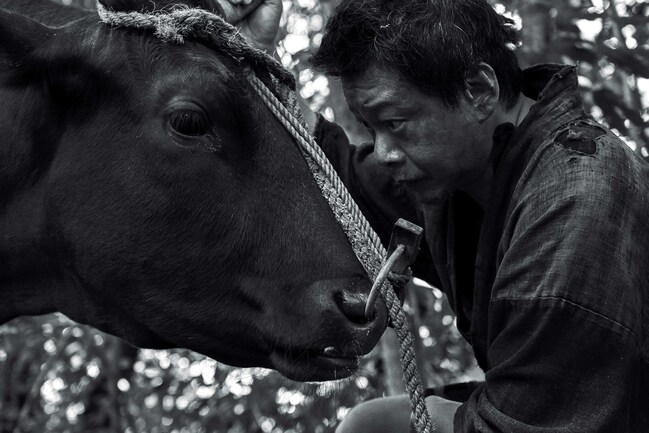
[341,67,417,111]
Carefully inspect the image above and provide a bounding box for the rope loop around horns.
[96,1,294,88]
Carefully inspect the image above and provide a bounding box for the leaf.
[591,87,645,131]
[603,47,649,78]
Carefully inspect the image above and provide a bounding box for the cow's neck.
[0,190,57,324]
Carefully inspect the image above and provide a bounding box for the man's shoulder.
[495,118,649,344]
[514,117,649,210]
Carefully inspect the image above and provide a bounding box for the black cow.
[0,0,388,381]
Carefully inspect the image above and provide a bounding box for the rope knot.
[154,13,183,43]
[96,1,295,87]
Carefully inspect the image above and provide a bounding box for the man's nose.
[374,137,404,166]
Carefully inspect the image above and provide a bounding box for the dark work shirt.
[315,64,649,432]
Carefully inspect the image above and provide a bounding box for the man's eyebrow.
[362,93,399,110]
[362,90,413,113]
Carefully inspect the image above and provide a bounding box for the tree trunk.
[515,0,558,67]
[378,330,407,396]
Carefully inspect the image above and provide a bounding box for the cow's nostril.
[335,291,371,325]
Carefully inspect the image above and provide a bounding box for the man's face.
[342,66,493,205]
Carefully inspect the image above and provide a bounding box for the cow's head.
[0,3,389,381]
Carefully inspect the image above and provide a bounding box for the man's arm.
[313,116,427,248]
[227,0,423,244]
[456,136,647,432]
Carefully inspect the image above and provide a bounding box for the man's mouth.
[395,174,425,184]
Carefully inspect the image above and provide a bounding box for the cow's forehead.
[143,39,236,104]
[115,28,233,76]
[71,24,237,100]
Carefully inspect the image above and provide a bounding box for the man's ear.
[463,62,500,122]
[0,9,53,66]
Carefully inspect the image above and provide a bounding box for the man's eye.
[169,109,209,137]
[356,118,375,135]
[387,120,405,132]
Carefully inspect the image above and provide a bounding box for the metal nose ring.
[363,218,424,321]
[364,244,406,320]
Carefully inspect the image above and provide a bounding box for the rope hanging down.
[96,3,434,432]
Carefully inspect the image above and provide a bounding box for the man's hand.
[386,268,412,329]
[419,396,461,433]
[387,268,413,305]
[223,0,282,52]
[335,394,460,433]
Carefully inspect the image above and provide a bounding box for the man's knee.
[335,395,412,433]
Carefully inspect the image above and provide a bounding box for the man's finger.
[214,0,263,24]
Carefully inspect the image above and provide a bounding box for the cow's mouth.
[317,346,361,369]
[269,345,362,381]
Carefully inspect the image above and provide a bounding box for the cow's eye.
[169,109,209,137]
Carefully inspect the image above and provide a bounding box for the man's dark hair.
[311,0,522,109]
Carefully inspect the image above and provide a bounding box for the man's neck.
[464,94,536,209]
[507,94,536,127]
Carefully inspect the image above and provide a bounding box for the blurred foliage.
[1,294,472,432]
[291,0,649,156]
[1,314,384,433]
[2,0,647,432]
[502,0,649,157]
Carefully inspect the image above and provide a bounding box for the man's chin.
[404,184,451,206]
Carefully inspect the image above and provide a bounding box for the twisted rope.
[248,74,433,433]
[96,3,433,432]
[96,2,294,86]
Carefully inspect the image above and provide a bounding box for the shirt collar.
[517,63,585,136]
[491,63,586,171]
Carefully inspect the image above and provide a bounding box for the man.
[232,0,649,431]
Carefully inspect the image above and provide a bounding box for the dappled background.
[1,0,648,432]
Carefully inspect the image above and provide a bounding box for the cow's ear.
[0,10,95,111]
[0,9,53,65]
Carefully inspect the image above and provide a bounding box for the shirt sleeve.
[455,136,647,432]
[313,115,438,282]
